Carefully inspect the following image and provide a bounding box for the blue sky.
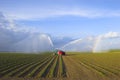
[0,0,120,38]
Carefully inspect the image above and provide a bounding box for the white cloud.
[103,32,120,38]
[2,6,120,20]
[0,12,53,52]
[0,12,42,33]
[93,32,120,52]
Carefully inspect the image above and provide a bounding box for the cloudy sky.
[0,0,120,37]
[0,0,120,52]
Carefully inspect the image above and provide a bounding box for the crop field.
[0,52,120,80]
[63,52,120,80]
[0,52,67,80]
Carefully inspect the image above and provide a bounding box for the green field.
[0,52,120,80]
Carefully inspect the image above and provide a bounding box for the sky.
[0,0,120,38]
[1,0,120,52]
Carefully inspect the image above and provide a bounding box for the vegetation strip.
[36,55,57,78]
[19,55,52,77]
[80,59,120,78]
[47,55,59,77]
[59,55,67,77]
[32,55,54,77]
[9,57,44,76]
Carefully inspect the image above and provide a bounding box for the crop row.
[70,53,120,79]
[0,53,67,78]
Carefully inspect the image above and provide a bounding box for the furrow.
[35,55,56,78]
[32,55,54,77]
[18,55,52,77]
[46,55,59,77]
